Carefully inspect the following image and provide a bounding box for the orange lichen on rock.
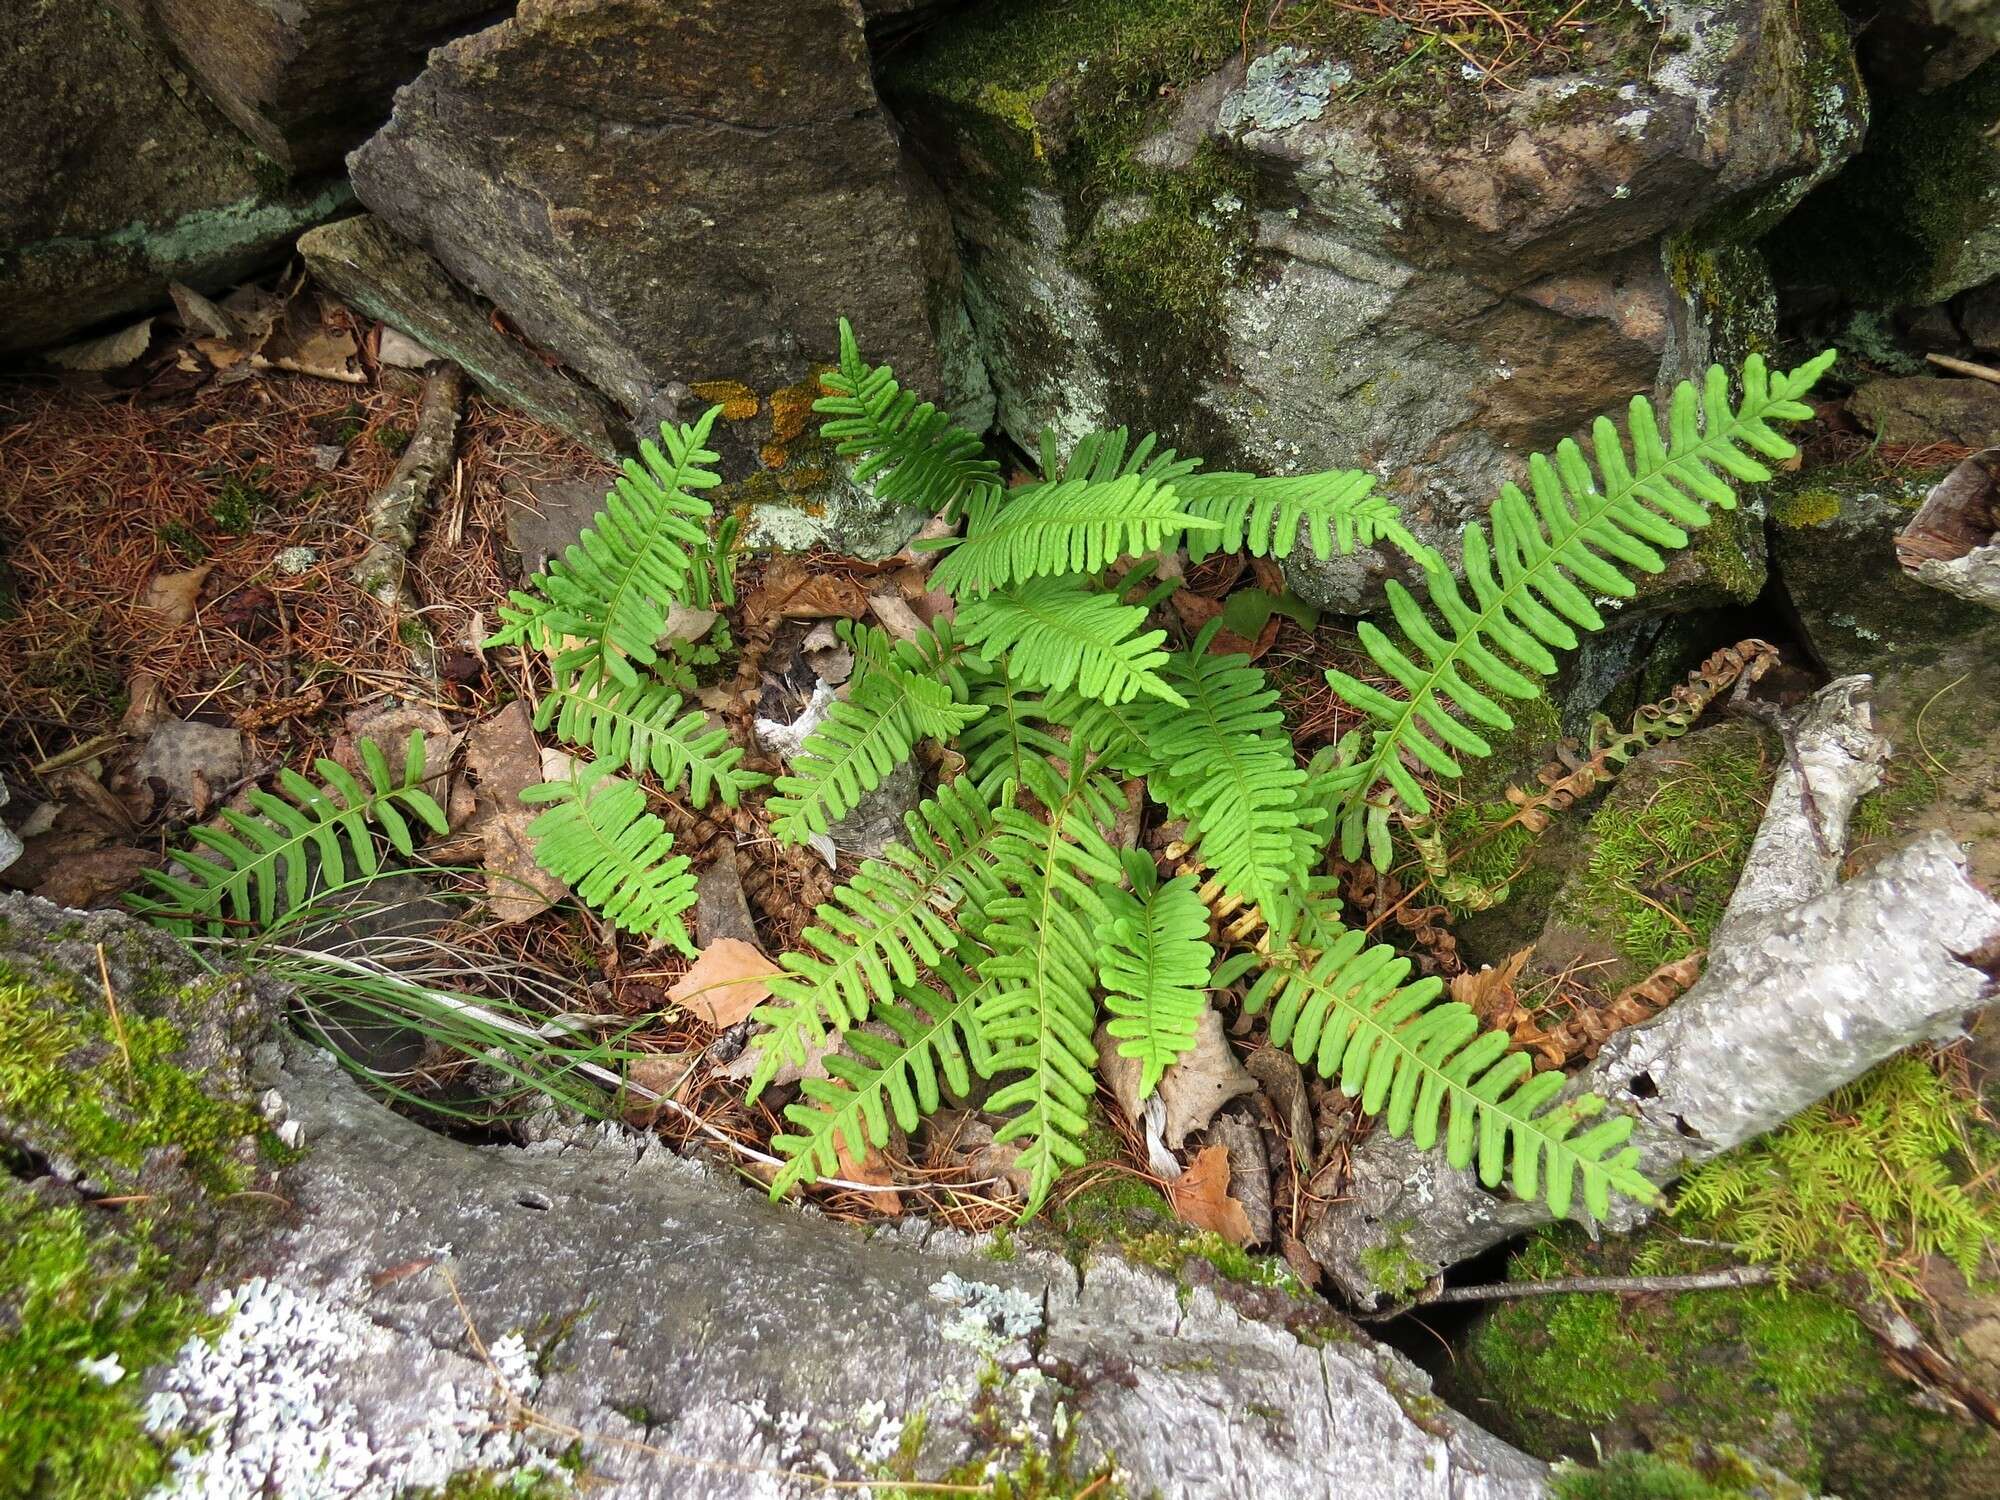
[689,379,760,421]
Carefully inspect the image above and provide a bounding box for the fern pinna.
[447,315,1827,1227]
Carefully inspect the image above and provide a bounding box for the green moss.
[155,520,209,562]
[0,1188,209,1500]
[399,1467,572,1500]
[1768,53,2000,303]
[0,969,265,1196]
[1551,1445,1808,1500]
[207,468,272,535]
[375,425,413,457]
[1357,1221,1431,1300]
[1562,731,1770,971]
[1767,486,1840,529]
[1851,755,1943,844]
[1122,1228,1303,1293]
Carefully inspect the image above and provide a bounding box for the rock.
[0,891,1550,1498]
[828,757,922,860]
[131,719,246,806]
[1768,460,2000,886]
[1850,375,2000,447]
[347,0,992,553]
[1858,0,2000,93]
[109,1,498,172]
[1454,1223,2000,1499]
[693,857,760,948]
[1770,53,2000,305]
[501,476,603,576]
[298,214,627,459]
[1961,278,2000,351]
[0,782,19,878]
[0,0,350,354]
[887,1,1862,606]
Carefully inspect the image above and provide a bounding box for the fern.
[544,672,762,808]
[745,776,1011,1096]
[132,735,447,935]
[813,317,1001,520]
[766,620,985,843]
[487,409,720,688]
[1136,625,1319,938]
[1324,352,1833,865]
[927,472,1217,596]
[768,959,996,1196]
[956,576,1182,707]
[521,765,698,953]
[1247,919,1661,1219]
[1097,851,1214,1099]
[974,759,1125,1214]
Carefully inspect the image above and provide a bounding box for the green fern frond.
[131,735,447,935]
[767,621,985,843]
[1138,626,1318,939]
[928,473,1217,597]
[959,671,1078,800]
[487,409,721,687]
[956,576,1183,707]
[1098,851,1214,1099]
[814,319,1001,520]
[1174,469,1427,565]
[543,671,762,808]
[521,764,698,953]
[745,776,1010,1098]
[976,759,1125,1216]
[1322,352,1833,865]
[1248,920,1660,1219]
[768,960,997,1197]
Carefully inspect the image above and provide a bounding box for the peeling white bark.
[1308,678,2000,1306]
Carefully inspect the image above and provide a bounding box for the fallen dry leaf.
[747,556,868,621]
[340,702,458,799]
[1158,1009,1259,1150]
[140,564,213,625]
[667,937,784,1027]
[867,591,925,642]
[169,281,237,340]
[835,1134,904,1218]
[1168,1145,1255,1245]
[482,809,567,924]
[621,1052,699,1126]
[48,317,154,371]
[465,701,544,815]
[1246,1044,1315,1169]
[1449,946,1534,1024]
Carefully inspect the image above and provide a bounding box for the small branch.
[1925,352,2000,387]
[351,363,465,675]
[1425,1264,1777,1305]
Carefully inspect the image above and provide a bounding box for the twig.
[1425,1264,1777,1305]
[1926,352,2000,387]
[95,943,134,1075]
[31,732,127,776]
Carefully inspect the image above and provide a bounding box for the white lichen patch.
[1222,47,1341,133]
[930,1271,1041,1360]
[142,1276,563,1500]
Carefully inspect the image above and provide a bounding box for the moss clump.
[207,468,272,535]
[401,1467,572,1500]
[1552,1444,1810,1500]
[1674,1055,2000,1304]
[1121,1228,1303,1293]
[155,520,209,562]
[1562,730,1770,971]
[1358,1235,1431,1300]
[0,969,265,1195]
[373,424,412,457]
[0,1188,209,1500]
[1767,486,1840,529]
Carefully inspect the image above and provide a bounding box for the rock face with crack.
[0,891,1551,1497]
[884,0,1864,609]
[0,0,351,353]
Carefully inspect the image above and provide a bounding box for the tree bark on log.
[1308,677,2000,1306]
[350,362,464,608]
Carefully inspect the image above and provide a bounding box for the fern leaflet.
[131,734,447,935]
[766,620,984,843]
[745,776,1010,1097]
[975,759,1125,1216]
[543,670,762,808]
[956,576,1182,707]
[1098,851,1214,1099]
[768,959,996,1197]
[488,409,721,688]
[813,317,1001,520]
[521,765,698,953]
[1248,919,1660,1220]
[928,473,1217,596]
[1324,352,1833,864]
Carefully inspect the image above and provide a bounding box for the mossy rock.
[0,896,289,1499]
[1455,1224,1999,1499]
[1766,456,2000,887]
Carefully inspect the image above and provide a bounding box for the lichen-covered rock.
[0,892,1550,1496]
[1850,373,2000,446]
[348,0,991,554]
[0,1,350,354]
[886,0,1863,608]
[109,0,499,172]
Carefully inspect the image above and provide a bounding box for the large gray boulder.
[0,892,1549,1497]
[110,1,500,172]
[346,0,991,554]
[886,0,1863,607]
[0,1,349,354]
